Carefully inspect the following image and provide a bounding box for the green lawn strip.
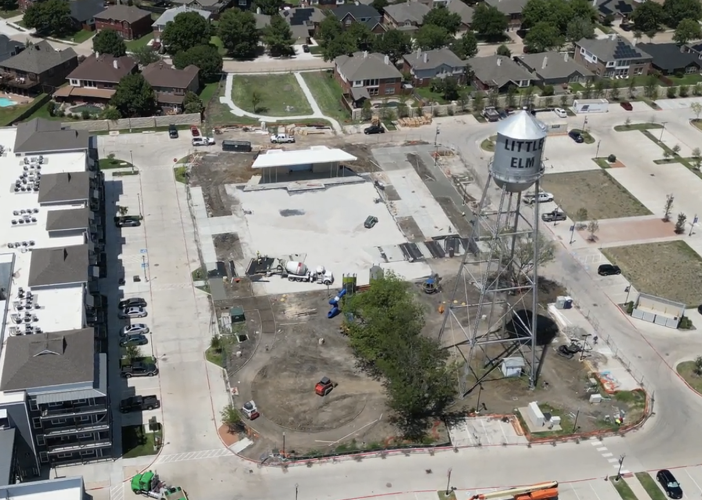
[481,135,496,152]
[593,157,611,169]
[677,361,702,393]
[614,123,663,132]
[299,71,350,122]
[635,473,667,500]
[174,166,188,183]
[205,347,223,367]
[72,29,94,43]
[611,477,638,500]
[231,74,312,117]
[125,33,153,51]
[209,35,226,55]
[640,130,699,175]
[122,425,158,458]
[0,9,20,18]
[415,86,448,104]
[99,158,133,170]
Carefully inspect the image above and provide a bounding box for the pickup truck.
[270,133,295,144]
[482,106,500,122]
[541,210,567,222]
[121,362,159,378]
[120,395,160,413]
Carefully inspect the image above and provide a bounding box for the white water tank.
[285,261,307,276]
[490,110,547,192]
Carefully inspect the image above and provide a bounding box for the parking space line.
[588,482,603,500]
[684,469,702,494]
[602,453,614,458]
[607,458,619,463]
[597,447,608,451]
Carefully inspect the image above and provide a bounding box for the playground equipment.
[327,288,347,318]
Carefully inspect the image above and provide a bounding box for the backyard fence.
[62,113,202,132]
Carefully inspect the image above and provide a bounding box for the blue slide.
[328,289,347,318]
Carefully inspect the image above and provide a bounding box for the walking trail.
[220,72,344,134]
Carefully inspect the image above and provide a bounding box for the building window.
[606,61,615,67]
[29,400,38,411]
[686,66,696,74]
[84,80,97,88]
[368,87,378,96]
[40,453,48,464]
[78,433,92,439]
[580,47,585,55]
[36,435,45,446]
[57,453,73,459]
[634,67,643,75]
[238,0,246,5]
[384,86,395,95]
[79,416,90,422]
[32,418,41,429]
[80,450,95,456]
[364,78,379,86]
[48,402,62,407]
[352,80,363,87]
[76,399,87,404]
[70,79,80,86]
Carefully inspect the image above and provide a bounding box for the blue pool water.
[0,97,17,108]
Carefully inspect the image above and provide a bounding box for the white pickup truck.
[270,133,295,144]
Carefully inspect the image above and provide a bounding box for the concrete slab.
[542,136,601,174]
[584,477,629,500]
[654,96,702,110]
[447,416,528,447]
[681,466,702,494]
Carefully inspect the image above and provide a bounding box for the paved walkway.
[220,72,344,134]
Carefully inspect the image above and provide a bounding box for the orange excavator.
[470,482,558,500]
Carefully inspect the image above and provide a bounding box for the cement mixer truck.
[273,260,334,285]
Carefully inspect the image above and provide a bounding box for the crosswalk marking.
[109,483,124,500]
[155,448,233,464]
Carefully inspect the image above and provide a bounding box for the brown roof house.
[167,0,237,16]
[95,5,153,41]
[383,2,430,32]
[334,51,402,108]
[468,54,535,92]
[0,41,77,96]
[53,54,138,105]
[333,4,386,34]
[142,61,199,113]
[402,48,466,86]
[484,0,527,28]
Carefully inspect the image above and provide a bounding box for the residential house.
[306,0,345,8]
[515,51,594,86]
[468,54,535,91]
[334,51,403,107]
[447,0,473,30]
[402,48,465,86]
[333,5,386,34]
[68,0,105,31]
[484,0,528,28]
[94,5,153,41]
[383,2,430,31]
[152,5,211,42]
[637,43,702,76]
[0,35,25,65]
[574,35,652,78]
[166,0,237,16]
[0,41,78,96]
[52,54,138,105]
[142,61,199,113]
[593,0,638,21]
[281,7,325,42]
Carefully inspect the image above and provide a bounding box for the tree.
[317,15,343,47]
[525,21,564,52]
[414,24,452,50]
[570,0,597,21]
[672,144,681,155]
[131,45,161,65]
[262,14,295,56]
[321,32,357,61]
[473,91,485,112]
[124,345,141,363]
[472,3,508,41]
[183,91,204,114]
[487,89,498,106]
[506,85,518,108]
[663,193,674,222]
[492,231,556,282]
[694,356,702,376]
[643,74,659,98]
[376,29,412,63]
[628,77,636,98]
[675,213,687,234]
[254,0,283,15]
[575,208,588,229]
[496,44,511,56]
[451,30,478,59]
[251,90,263,113]
[566,17,595,43]
[673,18,702,45]
[221,404,243,432]
[0,0,18,11]
[522,0,574,32]
[173,44,223,83]
[594,79,606,98]
[631,1,665,34]
[423,5,462,34]
[371,0,388,13]
[586,219,599,241]
[23,0,73,37]
[101,106,121,120]
[692,147,702,170]
[664,0,702,28]
[432,76,460,100]
[92,29,126,57]
[582,80,593,98]
[162,12,211,54]
[218,8,260,59]
[608,80,620,100]
[361,99,372,120]
[692,101,702,119]
[111,73,157,118]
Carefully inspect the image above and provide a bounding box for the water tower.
[439,110,548,396]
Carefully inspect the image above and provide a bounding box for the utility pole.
[595,140,601,158]
[295,484,298,500]
[624,285,631,305]
[282,432,286,457]
[446,468,452,495]
[616,454,626,480]
[690,214,698,236]
[137,192,142,217]
[572,408,580,433]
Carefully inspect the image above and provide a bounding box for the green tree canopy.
[173,44,223,83]
[673,17,702,44]
[521,0,573,33]
[451,30,478,59]
[92,28,126,57]
[664,0,702,28]
[183,91,204,114]
[0,0,17,11]
[262,14,295,57]
[321,32,356,61]
[525,21,564,52]
[371,0,388,13]
[375,29,412,63]
[496,43,511,56]
[570,0,598,20]
[415,24,452,50]
[347,21,376,51]
[631,1,665,34]
[162,11,211,54]
[23,0,73,37]
[472,3,508,41]
[254,0,283,15]
[131,45,161,65]
[111,73,156,118]
[422,5,462,34]
[317,14,343,46]
[217,8,260,59]
[566,17,595,43]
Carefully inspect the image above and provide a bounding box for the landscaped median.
[676,359,702,394]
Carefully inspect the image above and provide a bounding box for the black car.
[698,304,702,315]
[598,264,621,276]
[364,215,379,228]
[119,334,149,347]
[120,395,160,413]
[657,470,683,499]
[568,130,584,143]
[497,108,509,120]
[115,216,141,228]
[364,125,385,135]
[119,297,147,309]
[302,44,310,53]
[169,124,178,139]
[121,362,158,378]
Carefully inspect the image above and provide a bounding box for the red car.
[190,125,200,137]
[620,101,633,111]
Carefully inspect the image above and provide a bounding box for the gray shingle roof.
[468,55,535,87]
[95,4,151,23]
[70,0,105,23]
[0,35,25,64]
[152,5,211,29]
[46,207,91,232]
[0,329,95,391]
[335,51,402,81]
[0,41,77,75]
[517,51,593,79]
[447,0,473,24]
[14,118,88,154]
[403,48,464,71]
[485,0,528,15]
[28,244,89,288]
[37,171,91,205]
[636,43,700,72]
[384,2,430,24]
[576,36,651,62]
[333,4,382,30]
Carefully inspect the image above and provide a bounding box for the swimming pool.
[0,97,17,108]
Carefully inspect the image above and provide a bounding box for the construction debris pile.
[397,114,433,128]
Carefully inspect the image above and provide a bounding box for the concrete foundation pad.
[448,416,528,446]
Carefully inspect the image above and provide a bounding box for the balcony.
[43,421,110,437]
[0,72,39,89]
[46,439,111,454]
[41,404,108,419]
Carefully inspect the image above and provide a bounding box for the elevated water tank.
[490,110,547,192]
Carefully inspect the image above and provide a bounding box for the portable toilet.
[369,265,384,282]
[230,306,245,324]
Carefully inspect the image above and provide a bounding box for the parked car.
[568,130,584,143]
[302,44,310,53]
[541,210,566,222]
[553,108,567,118]
[364,215,379,228]
[364,124,385,135]
[597,264,621,276]
[620,101,633,111]
[168,124,178,139]
[118,306,147,319]
[497,108,509,119]
[121,323,149,336]
[119,298,147,309]
[656,470,683,499]
[120,395,160,413]
[698,304,702,315]
[190,125,200,137]
[192,137,215,146]
[523,192,554,204]
[119,334,149,347]
[270,133,295,143]
[115,217,141,228]
[121,362,158,378]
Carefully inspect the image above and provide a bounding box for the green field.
[231,73,311,117]
[300,71,350,122]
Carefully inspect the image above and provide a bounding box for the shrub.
[46,101,56,117]
[680,85,689,97]
[81,110,90,120]
[57,109,65,117]
[541,85,554,96]
[667,86,678,98]
[625,301,634,315]
[607,154,616,163]
[679,316,693,329]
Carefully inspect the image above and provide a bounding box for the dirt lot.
[602,241,702,306]
[541,170,652,220]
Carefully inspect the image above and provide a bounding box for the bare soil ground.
[188,152,256,216]
[541,170,652,220]
[602,241,702,306]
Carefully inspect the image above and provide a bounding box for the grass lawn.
[210,35,226,56]
[122,425,158,458]
[480,135,497,152]
[596,22,615,34]
[205,346,224,367]
[199,82,219,105]
[635,472,667,500]
[309,45,322,55]
[415,86,447,104]
[611,477,638,500]
[126,33,153,51]
[99,158,133,170]
[232,73,311,117]
[676,361,702,394]
[300,71,349,122]
[668,74,702,85]
[71,29,94,43]
[602,241,702,306]
[174,166,188,183]
[614,122,663,132]
[0,9,20,18]
[0,95,46,126]
[593,157,612,169]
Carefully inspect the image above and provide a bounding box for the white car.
[118,306,147,319]
[523,192,554,204]
[121,324,150,336]
[553,108,567,118]
[192,137,215,146]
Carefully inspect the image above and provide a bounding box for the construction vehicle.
[272,260,333,285]
[423,274,441,294]
[131,471,189,500]
[315,377,334,396]
[470,482,558,500]
[242,400,260,420]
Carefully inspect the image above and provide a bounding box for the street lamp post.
[282,432,286,457]
[446,468,452,495]
[141,255,148,282]
[572,408,580,433]
[476,383,484,413]
[690,214,698,236]
[137,192,142,217]
[295,484,298,500]
[595,140,601,158]
[660,122,667,141]
[616,454,626,480]
[582,116,588,131]
[624,285,631,305]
